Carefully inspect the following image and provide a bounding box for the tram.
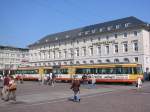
[54,63,143,83]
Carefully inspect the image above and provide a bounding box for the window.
[97,46,101,55]
[70,61,73,65]
[70,41,73,45]
[133,42,138,51]
[64,62,67,65]
[83,61,86,64]
[134,31,138,36]
[106,36,109,40]
[82,47,86,56]
[123,33,127,37]
[123,43,128,52]
[85,31,90,35]
[115,34,118,38]
[107,26,113,31]
[91,29,96,33]
[58,62,61,65]
[76,48,79,56]
[90,60,94,64]
[48,51,51,58]
[90,38,93,42]
[98,37,101,41]
[89,47,93,56]
[125,23,130,27]
[64,50,67,58]
[106,59,110,63]
[114,44,118,53]
[97,60,102,63]
[70,49,74,58]
[99,28,103,32]
[116,25,120,29]
[105,45,109,54]
[58,51,61,58]
[134,57,138,62]
[76,61,80,64]
[114,59,119,63]
[53,51,55,59]
[83,39,86,43]
[124,58,129,63]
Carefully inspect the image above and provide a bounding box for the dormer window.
[98,37,101,41]
[107,26,113,31]
[106,36,109,40]
[116,25,120,29]
[99,28,103,32]
[123,33,127,37]
[91,29,96,33]
[90,38,93,42]
[85,31,90,35]
[125,23,130,27]
[66,35,69,38]
[78,32,82,36]
[115,34,118,38]
[134,31,138,36]
[55,37,58,40]
[45,39,48,42]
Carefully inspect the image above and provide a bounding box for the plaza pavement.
[0,81,150,112]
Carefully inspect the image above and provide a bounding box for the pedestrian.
[82,74,87,84]
[20,74,24,84]
[1,74,10,101]
[70,78,80,102]
[38,75,42,85]
[137,77,142,89]
[48,72,52,85]
[90,75,96,89]
[7,76,17,102]
[51,72,56,87]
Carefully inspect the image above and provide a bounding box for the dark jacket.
[71,80,80,92]
[4,77,10,86]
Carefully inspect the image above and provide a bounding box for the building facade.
[0,45,29,70]
[28,17,150,72]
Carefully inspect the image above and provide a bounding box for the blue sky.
[0,0,150,48]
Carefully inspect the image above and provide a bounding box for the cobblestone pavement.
[0,81,150,112]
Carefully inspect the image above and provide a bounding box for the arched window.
[106,59,110,63]
[90,60,94,64]
[124,58,129,63]
[53,62,56,66]
[114,59,119,63]
[97,60,102,63]
[76,61,80,65]
[48,63,51,66]
[58,62,61,65]
[83,61,87,64]
[64,62,67,65]
[70,61,73,65]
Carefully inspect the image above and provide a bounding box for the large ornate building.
[28,16,150,72]
[0,45,29,70]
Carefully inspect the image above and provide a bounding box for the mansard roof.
[0,45,29,51]
[28,16,150,47]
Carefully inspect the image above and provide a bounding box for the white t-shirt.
[137,78,142,85]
